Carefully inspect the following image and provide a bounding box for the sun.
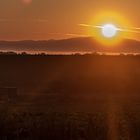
[102,24,118,38]
[93,22,123,46]
[87,11,133,46]
[79,12,138,46]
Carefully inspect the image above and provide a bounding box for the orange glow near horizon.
[0,1,140,40]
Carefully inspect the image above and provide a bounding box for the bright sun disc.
[88,11,133,46]
[102,24,117,38]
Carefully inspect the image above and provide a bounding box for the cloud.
[0,19,11,22]
[36,19,48,23]
[79,23,140,34]
[0,18,48,23]
[65,33,89,37]
[32,32,89,38]
[49,33,89,37]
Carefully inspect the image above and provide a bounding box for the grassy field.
[0,54,140,139]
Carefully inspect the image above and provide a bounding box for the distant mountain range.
[0,37,140,54]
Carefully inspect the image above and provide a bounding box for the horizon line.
[0,36,139,42]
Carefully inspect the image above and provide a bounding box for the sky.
[0,0,140,40]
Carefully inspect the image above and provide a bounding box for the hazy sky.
[0,0,140,40]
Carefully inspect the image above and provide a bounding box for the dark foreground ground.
[0,54,140,140]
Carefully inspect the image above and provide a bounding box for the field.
[0,54,140,140]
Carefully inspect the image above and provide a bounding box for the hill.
[0,37,140,53]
